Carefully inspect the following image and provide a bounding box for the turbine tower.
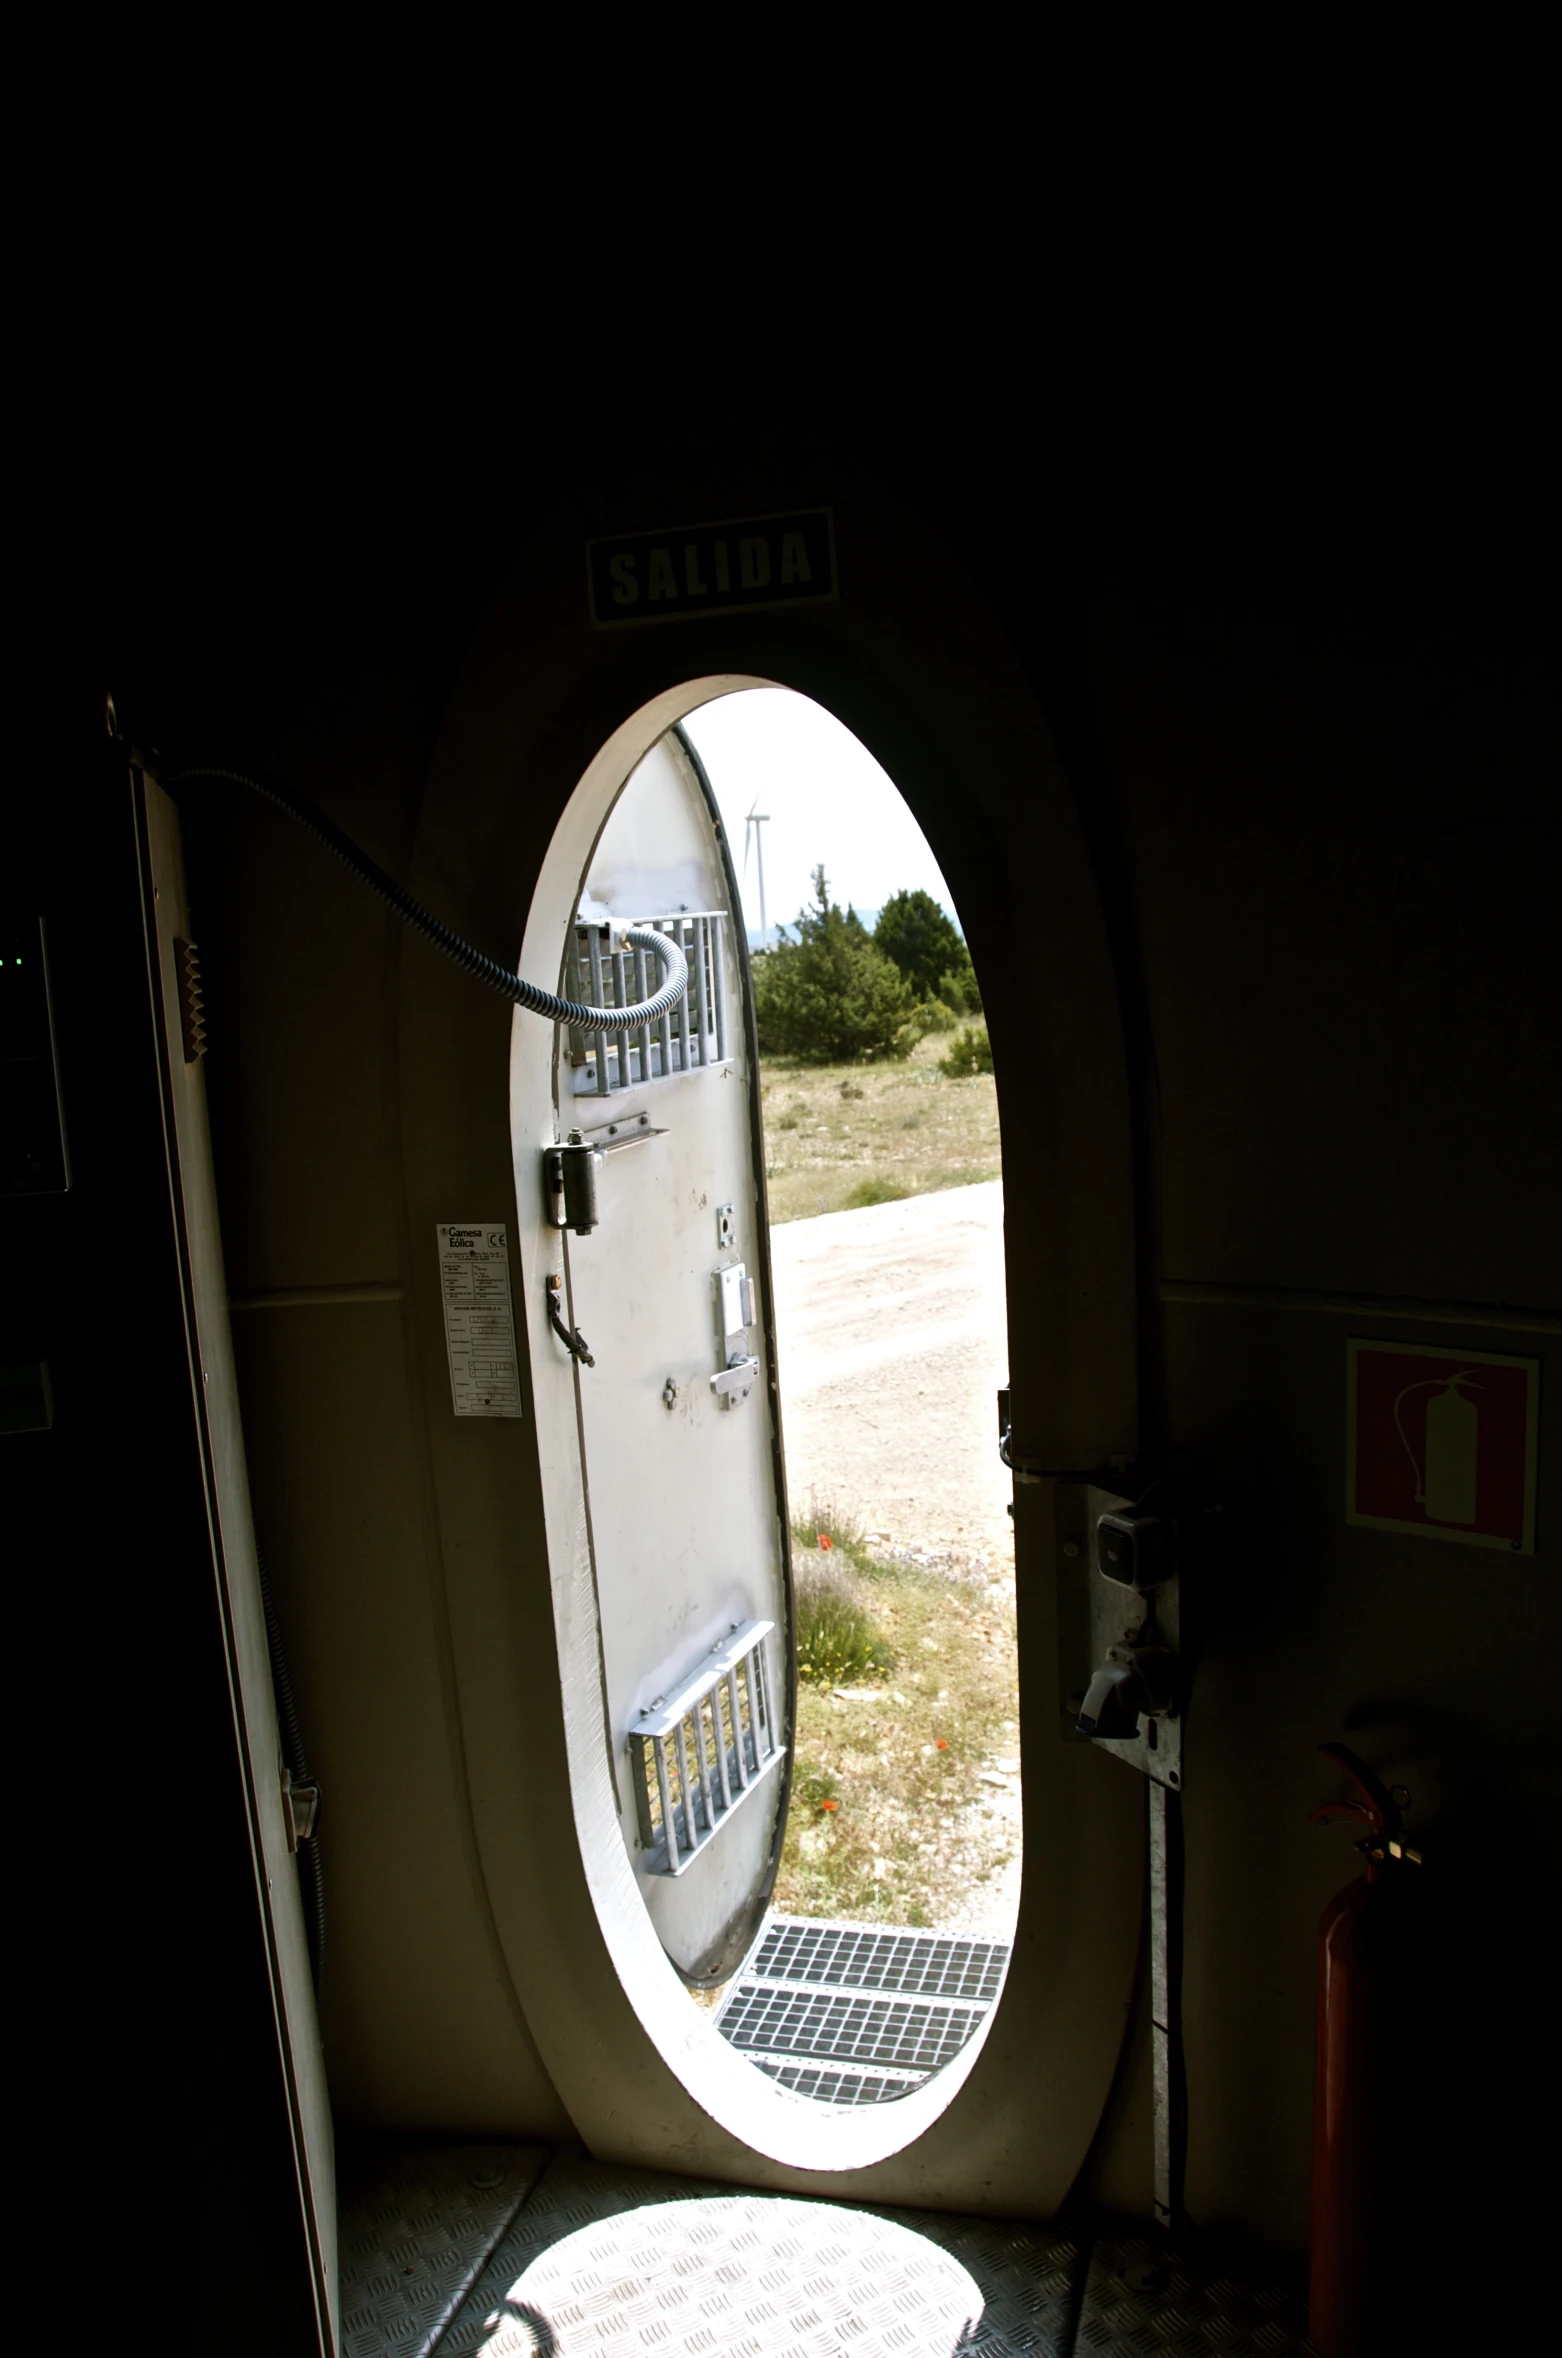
[744,797,770,948]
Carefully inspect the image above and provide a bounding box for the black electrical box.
[1096,1509,1176,1590]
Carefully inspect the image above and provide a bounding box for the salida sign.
[1347,1338,1539,1553]
[587,508,837,628]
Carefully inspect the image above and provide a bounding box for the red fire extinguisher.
[1308,1742,1424,2358]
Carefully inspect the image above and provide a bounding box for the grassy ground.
[752,1053,1017,1938]
[774,1509,1020,1929]
[759,1035,1000,1224]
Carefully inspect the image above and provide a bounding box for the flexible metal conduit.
[170,765,689,1029]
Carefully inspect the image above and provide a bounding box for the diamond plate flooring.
[337,2141,550,2358]
[336,2148,1312,2357]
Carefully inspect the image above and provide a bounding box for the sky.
[680,689,958,944]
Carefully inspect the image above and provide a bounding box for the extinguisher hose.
[168,764,689,1033]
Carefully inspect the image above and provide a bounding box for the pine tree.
[874,889,980,1013]
[751,867,918,1061]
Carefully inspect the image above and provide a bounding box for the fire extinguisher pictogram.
[1393,1368,1483,1526]
[1308,1742,1424,2358]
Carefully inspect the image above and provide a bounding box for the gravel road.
[768,1182,1021,1942]
[768,1182,1013,1571]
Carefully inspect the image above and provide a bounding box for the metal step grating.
[712,1915,1012,2104]
[748,1918,1009,2003]
[719,1982,988,2075]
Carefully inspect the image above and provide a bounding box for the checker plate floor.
[368,2151,1316,2358]
[337,2141,550,2358]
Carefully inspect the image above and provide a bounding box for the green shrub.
[842,1176,909,1210]
[791,1756,842,1813]
[939,1024,994,1077]
[793,1551,895,1684]
[910,997,957,1036]
[790,1495,874,1569]
[751,868,918,1062]
[936,963,981,1016]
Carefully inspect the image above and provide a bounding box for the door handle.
[711,1354,759,1407]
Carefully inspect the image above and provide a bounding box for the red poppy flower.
[821,1797,839,1811]
[817,1533,834,1550]
[935,1739,949,1750]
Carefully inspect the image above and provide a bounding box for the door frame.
[392,434,1144,2202]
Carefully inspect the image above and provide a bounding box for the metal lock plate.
[718,1261,755,1340]
[1058,1483,1182,1791]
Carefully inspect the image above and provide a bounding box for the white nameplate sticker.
[436,1223,523,1418]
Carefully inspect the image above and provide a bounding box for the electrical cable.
[168,764,688,1031]
[547,1282,595,1365]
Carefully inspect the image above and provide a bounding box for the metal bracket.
[1073,1484,1183,1792]
[1058,1477,1188,2233]
[575,1109,664,1154]
[280,1764,320,1853]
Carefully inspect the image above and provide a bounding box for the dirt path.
[769,1183,1021,1942]
[768,1182,1013,1572]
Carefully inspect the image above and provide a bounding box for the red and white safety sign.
[1347,1339,1539,1554]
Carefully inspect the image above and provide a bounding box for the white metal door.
[135,771,338,2350]
[556,729,791,1982]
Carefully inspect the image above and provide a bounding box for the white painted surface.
[560,734,790,1975]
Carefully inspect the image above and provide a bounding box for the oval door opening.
[520,684,1018,2164]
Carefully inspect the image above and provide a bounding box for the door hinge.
[544,1110,665,1235]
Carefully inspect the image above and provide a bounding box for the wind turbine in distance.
[743,796,770,949]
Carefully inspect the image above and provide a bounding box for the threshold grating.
[754,2059,924,2106]
[712,1914,1012,2103]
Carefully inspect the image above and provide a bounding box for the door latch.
[281,1762,320,1853]
[711,1261,759,1408]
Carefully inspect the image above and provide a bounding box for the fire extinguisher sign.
[1346,1339,1539,1553]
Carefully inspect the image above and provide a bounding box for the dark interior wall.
[43,403,1558,2298]
[1054,454,1561,2245]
